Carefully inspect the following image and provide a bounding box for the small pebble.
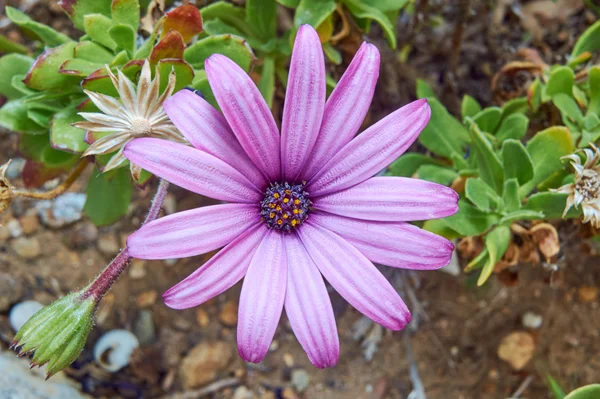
[5,158,25,179]
[133,310,156,346]
[129,259,147,279]
[68,222,98,247]
[291,369,310,393]
[97,233,120,256]
[0,275,24,312]
[11,237,41,259]
[578,286,598,303]
[19,213,39,235]
[9,300,43,332]
[521,311,543,329]
[219,300,238,326]
[163,194,177,214]
[136,290,158,308]
[365,384,373,393]
[36,193,86,228]
[94,329,140,372]
[233,386,255,399]
[196,308,210,328]
[269,340,279,352]
[283,353,294,368]
[7,219,22,238]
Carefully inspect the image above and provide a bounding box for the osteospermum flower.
[74,60,187,175]
[124,25,459,367]
[553,144,600,227]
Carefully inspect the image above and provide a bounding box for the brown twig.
[330,5,351,44]
[12,158,89,200]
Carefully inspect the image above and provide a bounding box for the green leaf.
[157,59,194,93]
[473,107,502,133]
[495,113,529,141]
[200,1,252,36]
[0,54,33,100]
[415,164,458,185]
[0,99,47,134]
[524,192,581,219]
[498,210,544,225]
[501,139,534,185]
[22,42,81,91]
[565,385,600,399]
[461,95,481,121]
[84,167,133,226]
[422,218,462,240]
[277,0,300,7]
[74,41,115,63]
[584,113,600,131]
[552,93,584,126]
[520,127,574,197]
[111,0,140,32]
[342,0,397,49]
[50,105,88,154]
[5,7,72,47]
[258,56,276,109]
[109,24,136,55]
[469,124,504,194]
[477,225,511,286]
[84,14,117,50]
[501,97,529,116]
[545,373,566,399]
[294,0,336,28]
[502,178,520,212]
[465,177,502,212]
[40,145,79,168]
[388,153,445,177]
[184,34,255,71]
[247,0,277,41]
[190,70,218,109]
[588,66,600,116]
[546,66,574,97]
[58,59,104,77]
[323,42,342,65]
[0,33,29,54]
[571,19,600,57]
[416,79,436,99]
[418,98,470,160]
[442,199,500,237]
[367,0,409,12]
[59,0,113,31]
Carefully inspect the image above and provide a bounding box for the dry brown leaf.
[497,331,535,370]
[529,223,560,261]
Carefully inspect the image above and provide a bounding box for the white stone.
[94,329,139,372]
[10,300,43,332]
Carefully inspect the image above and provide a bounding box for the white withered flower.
[553,144,600,227]
[74,60,187,176]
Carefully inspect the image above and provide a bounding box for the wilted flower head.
[74,60,187,176]
[0,161,12,214]
[11,292,96,379]
[123,25,458,367]
[553,144,600,227]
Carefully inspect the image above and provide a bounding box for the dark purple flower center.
[260,182,311,232]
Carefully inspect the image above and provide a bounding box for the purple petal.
[163,90,267,188]
[303,42,380,180]
[123,138,262,203]
[298,222,411,330]
[238,230,287,363]
[310,211,454,269]
[205,54,281,182]
[281,25,326,181]
[163,225,266,309]
[313,176,459,221]
[284,234,339,368]
[127,204,259,259]
[308,99,431,196]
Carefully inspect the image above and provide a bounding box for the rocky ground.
[1,1,600,398]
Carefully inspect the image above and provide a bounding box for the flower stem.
[12,159,89,200]
[81,179,169,300]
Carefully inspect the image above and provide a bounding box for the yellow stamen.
[285,190,291,194]
[291,219,298,227]
[276,206,281,211]
[293,209,299,214]
[269,212,275,218]
[294,199,300,205]
[277,219,283,225]
[283,214,289,219]
[269,203,275,209]
[273,193,280,199]
[283,198,290,203]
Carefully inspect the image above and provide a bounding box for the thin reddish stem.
[82,179,170,300]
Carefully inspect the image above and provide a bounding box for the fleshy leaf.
[23,42,81,91]
[465,177,502,212]
[469,124,504,194]
[495,113,529,141]
[442,199,500,237]
[415,164,458,185]
[246,0,277,41]
[184,34,255,71]
[5,6,72,47]
[502,178,520,212]
[588,66,600,116]
[59,59,104,77]
[477,226,510,286]
[571,20,600,57]
[461,95,481,121]
[109,24,136,55]
[84,14,117,50]
[294,0,336,28]
[81,60,143,96]
[111,0,140,32]
[418,98,470,161]
[0,54,33,100]
[472,106,502,133]
[0,99,48,134]
[523,192,581,219]
[0,33,29,54]
[50,105,89,154]
[150,30,185,64]
[564,384,600,399]
[200,2,252,36]
[388,153,445,177]
[157,59,194,92]
[501,139,534,186]
[162,3,203,43]
[343,0,397,48]
[58,0,112,31]
[84,167,133,226]
[258,55,276,109]
[546,66,574,97]
[74,41,115,63]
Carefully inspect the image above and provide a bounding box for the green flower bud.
[11,292,96,379]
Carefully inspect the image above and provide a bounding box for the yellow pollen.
[293,209,299,214]
[276,206,281,211]
[283,198,290,203]
[294,199,300,205]
[269,203,276,208]
[277,219,283,225]
[291,220,298,226]
[273,193,280,199]
[269,212,275,218]
[285,190,291,194]
[283,214,289,219]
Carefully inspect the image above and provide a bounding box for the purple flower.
[124,25,458,368]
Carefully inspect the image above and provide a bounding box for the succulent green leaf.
[58,0,112,31]
[520,126,574,197]
[571,19,600,57]
[342,0,397,49]
[157,59,194,92]
[200,1,252,36]
[0,99,47,134]
[584,113,600,131]
[111,0,140,32]
[465,177,502,212]
[546,66,574,97]
[469,124,504,194]
[473,106,502,134]
[40,145,79,168]
[0,54,33,100]
[498,210,544,226]
[442,199,500,237]
[23,42,81,91]
[418,98,470,160]
[50,105,89,154]
[0,33,29,54]
[588,66,600,116]
[495,113,529,141]
[246,0,277,41]
[258,56,276,108]
[59,59,104,77]
[415,164,458,185]
[477,225,511,286]
[74,41,115,63]
[416,79,436,99]
[110,49,131,66]
[502,178,520,212]
[294,0,336,28]
[501,97,529,117]
[388,153,445,177]
[366,0,409,12]
[84,14,117,50]
[277,0,300,7]
[109,24,136,55]
[501,139,534,185]
[185,34,255,71]
[422,218,462,240]
[84,167,133,226]
[564,384,600,399]
[552,93,584,127]
[461,95,481,121]
[523,192,581,219]
[5,6,72,47]
[323,42,342,65]
[190,70,218,109]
